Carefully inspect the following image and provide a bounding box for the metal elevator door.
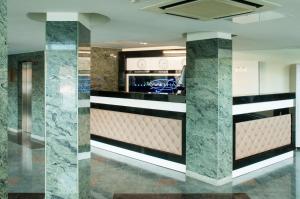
[22,62,32,133]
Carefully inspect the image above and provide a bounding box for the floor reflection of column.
[232,155,295,199]
[21,132,32,173]
[79,159,91,198]
[296,150,300,199]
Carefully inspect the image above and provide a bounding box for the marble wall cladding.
[45,21,79,199]
[186,38,233,180]
[8,52,45,139]
[91,47,119,91]
[0,0,7,197]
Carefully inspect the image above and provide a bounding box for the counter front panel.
[233,93,295,170]
[235,114,292,160]
[90,91,186,164]
[91,108,183,156]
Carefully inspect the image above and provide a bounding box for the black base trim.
[233,145,294,170]
[91,134,186,164]
[8,193,44,199]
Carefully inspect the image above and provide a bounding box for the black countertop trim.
[91,90,186,103]
[233,93,295,105]
[91,134,186,164]
[91,103,185,120]
[91,91,295,105]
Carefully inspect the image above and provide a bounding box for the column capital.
[46,12,91,29]
[186,32,232,42]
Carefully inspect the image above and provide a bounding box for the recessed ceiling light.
[130,0,140,3]
[109,53,117,58]
[140,42,148,45]
[232,11,285,24]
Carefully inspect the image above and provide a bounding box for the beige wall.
[233,49,300,96]
[91,47,120,91]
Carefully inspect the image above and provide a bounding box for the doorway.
[21,62,32,134]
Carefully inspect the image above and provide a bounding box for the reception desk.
[232,93,295,177]
[90,90,186,172]
[90,91,296,175]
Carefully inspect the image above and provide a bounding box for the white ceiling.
[7,0,300,54]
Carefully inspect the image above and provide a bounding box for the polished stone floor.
[8,134,300,199]
[89,149,299,199]
[8,133,44,194]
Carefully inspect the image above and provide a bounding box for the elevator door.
[22,62,32,133]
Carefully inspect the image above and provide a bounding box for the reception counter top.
[233,92,295,105]
[91,91,295,105]
[91,90,186,103]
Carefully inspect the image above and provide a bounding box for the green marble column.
[45,17,91,198]
[186,33,233,185]
[0,0,7,197]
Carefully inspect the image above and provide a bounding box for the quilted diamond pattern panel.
[235,114,291,160]
[91,109,182,155]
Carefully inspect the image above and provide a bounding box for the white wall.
[233,61,259,96]
[296,65,300,148]
[233,49,300,96]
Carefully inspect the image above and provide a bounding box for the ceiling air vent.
[143,0,280,21]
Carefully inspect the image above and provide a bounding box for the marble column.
[0,0,7,197]
[186,32,233,185]
[45,13,91,198]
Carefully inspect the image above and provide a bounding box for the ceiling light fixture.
[109,53,117,58]
[130,0,140,3]
[140,42,148,45]
[232,11,285,24]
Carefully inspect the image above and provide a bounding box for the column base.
[91,140,186,172]
[31,134,45,142]
[78,152,91,160]
[233,151,294,178]
[186,170,232,186]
